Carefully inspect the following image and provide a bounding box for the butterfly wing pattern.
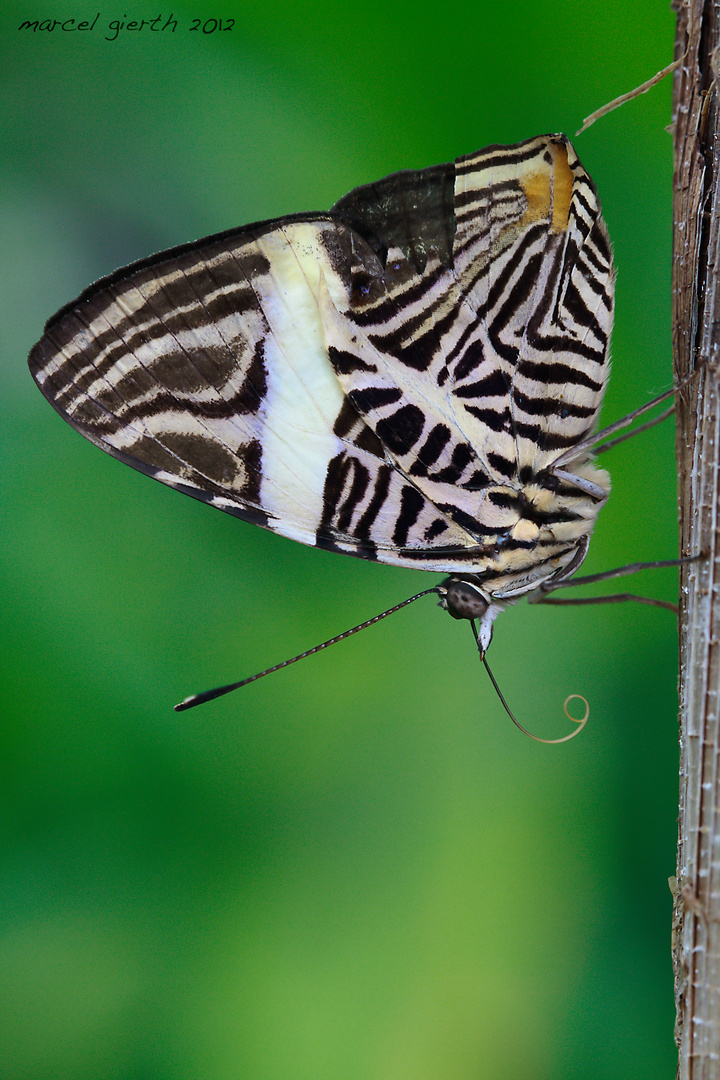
[29,134,614,641]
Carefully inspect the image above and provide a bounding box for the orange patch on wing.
[520,140,574,233]
[520,166,551,225]
[549,141,573,231]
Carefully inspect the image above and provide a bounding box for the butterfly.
[29,134,616,716]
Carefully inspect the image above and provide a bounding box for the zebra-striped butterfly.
[29,134,615,713]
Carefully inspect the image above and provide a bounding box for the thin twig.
[576,56,684,136]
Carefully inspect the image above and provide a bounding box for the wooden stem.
[673,3,720,1076]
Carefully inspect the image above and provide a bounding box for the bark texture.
[673,3,720,1077]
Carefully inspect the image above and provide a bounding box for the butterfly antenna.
[470,622,589,744]
[175,587,441,712]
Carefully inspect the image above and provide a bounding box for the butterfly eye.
[441,578,490,621]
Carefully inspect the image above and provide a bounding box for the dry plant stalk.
[673,2,720,1077]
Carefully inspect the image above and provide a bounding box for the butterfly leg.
[550,366,703,472]
[533,592,678,613]
[529,553,703,611]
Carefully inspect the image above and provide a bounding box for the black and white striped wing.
[29,134,614,581]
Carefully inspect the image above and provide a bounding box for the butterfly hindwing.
[29,134,614,590]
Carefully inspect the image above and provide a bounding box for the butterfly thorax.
[437,453,608,654]
[435,456,609,599]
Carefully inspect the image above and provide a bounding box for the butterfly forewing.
[29,134,614,599]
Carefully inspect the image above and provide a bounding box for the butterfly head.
[439,577,504,657]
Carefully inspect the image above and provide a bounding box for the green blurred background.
[2,1,680,1077]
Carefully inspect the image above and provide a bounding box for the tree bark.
[673,3,720,1077]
